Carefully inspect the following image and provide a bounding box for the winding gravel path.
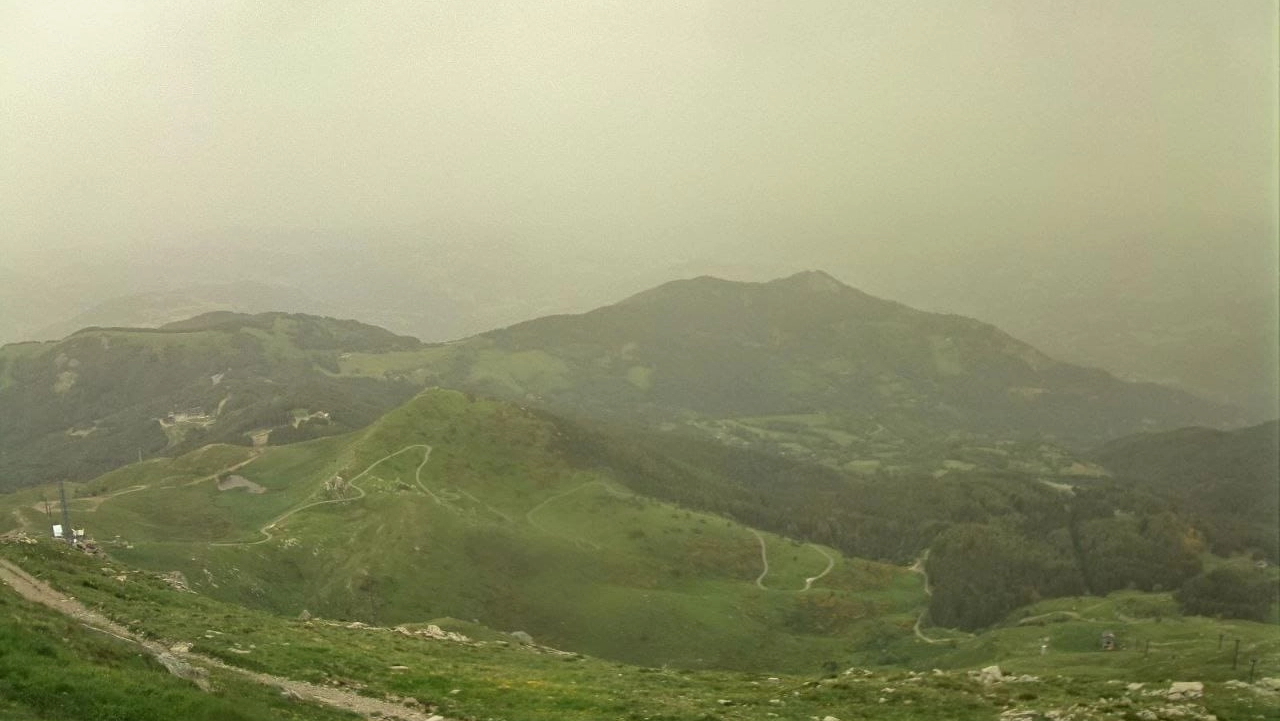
[750,529,836,592]
[0,556,444,720]
[214,444,432,547]
[750,530,772,590]
[525,481,631,550]
[801,544,836,590]
[907,552,973,644]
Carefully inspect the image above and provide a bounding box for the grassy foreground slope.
[3,538,1276,721]
[0,554,357,721]
[1,389,925,674]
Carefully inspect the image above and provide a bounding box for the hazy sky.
[2,0,1277,415]
[3,0,1275,266]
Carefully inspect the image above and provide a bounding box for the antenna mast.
[58,479,73,543]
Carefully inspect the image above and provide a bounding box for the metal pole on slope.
[58,479,72,544]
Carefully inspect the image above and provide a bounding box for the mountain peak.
[617,270,857,309]
[771,270,846,293]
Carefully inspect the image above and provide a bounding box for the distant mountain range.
[0,313,422,492]
[0,271,1247,490]
[478,271,1241,441]
[6,237,1275,420]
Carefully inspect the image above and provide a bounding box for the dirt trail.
[215,444,431,547]
[33,483,151,517]
[524,480,630,550]
[907,554,939,643]
[802,545,836,590]
[907,552,973,644]
[750,530,835,592]
[184,450,262,486]
[750,530,771,590]
[0,556,443,721]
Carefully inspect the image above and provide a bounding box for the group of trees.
[1175,567,1278,622]
[558,421,1259,630]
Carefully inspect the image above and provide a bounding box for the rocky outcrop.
[1166,681,1203,701]
[977,665,1003,684]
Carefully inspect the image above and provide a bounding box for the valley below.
[0,274,1276,721]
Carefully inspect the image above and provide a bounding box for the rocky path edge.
[0,556,447,721]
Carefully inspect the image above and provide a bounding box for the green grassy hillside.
[5,387,1255,652]
[3,538,1276,721]
[0,389,927,674]
[0,554,356,721]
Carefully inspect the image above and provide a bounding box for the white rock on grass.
[978,665,1004,684]
[1166,681,1204,700]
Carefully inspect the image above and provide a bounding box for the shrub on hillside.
[1175,567,1278,622]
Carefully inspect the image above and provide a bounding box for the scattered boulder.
[510,630,534,644]
[978,665,1004,684]
[155,652,210,691]
[421,624,470,642]
[297,609,312,621]
[160,571,191,593]
[1166,681,1203,700]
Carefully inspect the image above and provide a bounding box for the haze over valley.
[0,2,1276,720]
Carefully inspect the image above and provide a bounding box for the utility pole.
[58,479,72,543]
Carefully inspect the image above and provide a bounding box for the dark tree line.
[556,420,1229,630]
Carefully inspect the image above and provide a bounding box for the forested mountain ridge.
[1093,420,1280,561]
[416,271,1240,457]
[2,272,1246,492]
[0,312,422,491]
